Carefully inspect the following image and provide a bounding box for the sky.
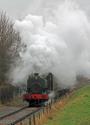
[0,0,90,19]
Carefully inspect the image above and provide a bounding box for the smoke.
[11,0,90,87]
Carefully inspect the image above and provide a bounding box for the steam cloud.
[11,1,90,87]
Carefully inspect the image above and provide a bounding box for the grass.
[45,85,90,125]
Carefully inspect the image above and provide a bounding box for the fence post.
[43,108,44,114]
[49,103,51,110]
[46,105,49,114]
[20,121,23,125]
[33,114,36,125]
[38,112,40,119]
[29,117,31,125]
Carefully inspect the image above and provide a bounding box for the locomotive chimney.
[34,73,39,76]
[34,73,39,79]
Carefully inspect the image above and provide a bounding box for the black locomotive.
[23,73,54,106]
[23,73,70,106]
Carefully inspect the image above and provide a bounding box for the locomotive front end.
[23,73,49,106]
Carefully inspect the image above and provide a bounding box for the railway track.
[0,106,28,120]
[0,106,38,125]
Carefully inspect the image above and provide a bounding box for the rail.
[0,106,28,120]
[8,107,42,125]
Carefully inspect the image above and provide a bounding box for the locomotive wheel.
[28,100,38,107]
[28,100,41,107]
[28,100,48,107]
[29,101,34,107]
[29,102,31,107]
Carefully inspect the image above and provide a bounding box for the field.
[45,85,90,125]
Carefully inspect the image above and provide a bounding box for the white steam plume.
[11,1,90,87]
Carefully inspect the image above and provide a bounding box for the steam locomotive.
[23,73,69,106]
[23,73,54,106]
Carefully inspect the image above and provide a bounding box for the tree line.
[0,11,21,83]
[0,11,21,103]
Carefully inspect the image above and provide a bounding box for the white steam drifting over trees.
[11,1,90,87]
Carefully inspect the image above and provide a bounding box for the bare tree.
[0,12,21,83]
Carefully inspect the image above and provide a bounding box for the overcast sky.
[0,0,90,19]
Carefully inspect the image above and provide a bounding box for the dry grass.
[35,95,70,125]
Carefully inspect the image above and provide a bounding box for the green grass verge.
[45,85,90,125]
